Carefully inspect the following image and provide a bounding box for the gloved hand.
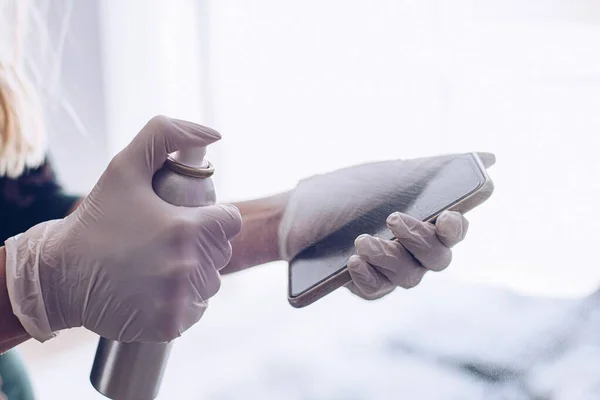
[5,116,242,343]
[278,153,494,300]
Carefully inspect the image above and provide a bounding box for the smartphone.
[288,152,494,308]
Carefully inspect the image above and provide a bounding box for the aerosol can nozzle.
[171,147,209,168]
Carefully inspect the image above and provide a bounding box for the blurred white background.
[17,0,600,399]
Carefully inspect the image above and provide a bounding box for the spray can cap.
[171,147,208,168]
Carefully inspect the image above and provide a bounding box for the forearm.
[221,192,290,274]
[69,192,287,275]
[0,247,30,353]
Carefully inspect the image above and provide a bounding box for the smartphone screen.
[289,153,487,299]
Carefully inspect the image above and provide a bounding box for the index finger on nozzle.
[127,115,222,175]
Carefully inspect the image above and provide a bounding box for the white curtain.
[103,0,600,297]
[99,0,206,156]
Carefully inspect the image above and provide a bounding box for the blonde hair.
[0,0,47,178]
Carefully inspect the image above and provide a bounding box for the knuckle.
[222,205,243,232]
[198,216,221,236]
[105,154,125,176]
[201,205,243,240]
[216,242,233,268]
[171,260,198,277]
[158,316,182,342]
[438,213,469,241]
[160,300,208,341]
[417,226,438,244]
[400,270,425,289]
[431,250,453,272]
[360,283,383,298]
[389,273,408,289]
[460,218,470,239]
[148,114,171,129]
[366,288,394,300]
[218,203,241,220]
[203,274,222,299]
[206,242,233,271]
[183,301,208,330]
[354,234,371,252]
[357,287,379,299]
[352,281,394,300]
[140,306,180,342]
[170,216,196,233]
[442,251,453,270]
[155,297,201,341]
[169,217,198,246]
[205,218,223,236]
[380,268,403,288]
[226,215,243,238]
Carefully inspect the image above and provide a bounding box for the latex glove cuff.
[5,223,58,343]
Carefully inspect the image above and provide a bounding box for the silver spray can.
[90,147,216,400]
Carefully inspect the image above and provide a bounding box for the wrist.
[4,221,64,342]
[222,191,290,274]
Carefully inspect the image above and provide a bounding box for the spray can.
[90,146,216,400]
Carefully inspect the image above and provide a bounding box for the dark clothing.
[0,159,79,400]
[0,160,79,242]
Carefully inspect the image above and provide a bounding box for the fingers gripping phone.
[288,152,495,308]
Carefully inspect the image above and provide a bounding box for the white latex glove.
[344,210,469,299]
[5,116,242,343]
[279,153,494,300]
